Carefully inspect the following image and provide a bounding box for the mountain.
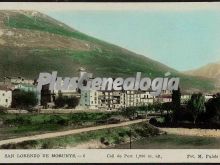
[184,62,220,80]
[0,10,216,92]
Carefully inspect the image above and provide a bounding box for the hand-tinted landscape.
[0,6,220,150]
[0,10,217,93]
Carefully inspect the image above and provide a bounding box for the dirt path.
[160,127,220,137]
[0,119,146,146]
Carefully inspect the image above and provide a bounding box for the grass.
[9,124,62,134]
[0,122,160,149]
[115,134,220,149]
[3,12,115,48]
[0,11,215,92]
[0,47,215,91]
[0,112,120,140]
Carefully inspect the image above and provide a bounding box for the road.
[0,119,146,146]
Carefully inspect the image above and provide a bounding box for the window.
[5,99,8,102]
[2,93,5,96]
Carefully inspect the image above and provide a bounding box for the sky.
[1,2,220,71]
[45,9,220,71]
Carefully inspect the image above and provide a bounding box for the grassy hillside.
[184,62,220,79]
[0,10,216,92]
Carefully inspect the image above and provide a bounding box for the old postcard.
[0,2,220,163]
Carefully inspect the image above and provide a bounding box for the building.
[125,91,135,107]
[181,94,191,104]
[156,90,172,103]
[139,91,154,105]
[0,86,12,108]
[98,91,113,110]
[96,90,156,110]
[205,94,213,101]
[113,91,124,109]
[79,90,99,109]
[3,76,34,85]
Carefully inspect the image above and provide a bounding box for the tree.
[162,102,173,114]
[172,87,181,111]
[121,106,137,119]
[54,93,79,109]
[172,87,181,122]
[153,101,163,115]
[12,89,38,109]
[205,93,220,122]
[147,103,154,113]
[138,105,148,112]
[187,93,205,124]
[54,93,66,108]
[66,96,79,108]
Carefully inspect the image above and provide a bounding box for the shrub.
[104,141,110,146]
[4,116,32,125]
[12,90,38,109]
[66,97,79,108]
[114,136,124,144]
[149,118,157,125]
[19,140,39,149]
[0,143,17,149]
[100,137,106,144]
[54,94,79,109]
[54,94,66,108]
[134,123,160,137]
[0,140,39,149]
[41,141,55,149]
[118,132,126,137]
[48,115,68,126]
[0,106,7,113]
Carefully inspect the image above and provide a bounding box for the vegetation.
[4,12,108,46]
[0,11,215,92]
[11,90,38,109]
[121,106,137,119]
[115,134,220,149]
[148,90,220,129]
[172,88,181,120]
[54,93,79,109]
[0,122,159,149]
[0,111,122,139]
[187,93,205,124]
[205,93,220,123]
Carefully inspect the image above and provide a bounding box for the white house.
[0,86,12,108]
[181,94,191,104]
[205,94,213,101]
[4,76,34,85]
[140,91,154,105]
[79,90,99,109]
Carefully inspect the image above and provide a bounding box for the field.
[115,134,220,149]
[0,122,159,149]
[0,111,120,140]
[2,110,220,149]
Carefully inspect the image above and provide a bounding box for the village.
[0,68,214,112]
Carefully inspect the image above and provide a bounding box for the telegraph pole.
[129,128,132,149]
